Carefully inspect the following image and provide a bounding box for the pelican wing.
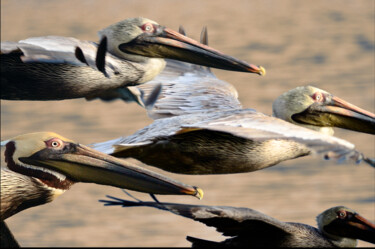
[91,109,364,165]
[1,36,122,78]
[158,203,295,238]
[137,59,242,119]
[99,197,296,240]
[2,36,88,65]
[177,110,364,162]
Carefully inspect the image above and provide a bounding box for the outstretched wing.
[1,36,148,101]
[91,109,366,165]
[88,26,371,167]
[136,59,242,120]
[1,36,121,78]
[99,196,296,243]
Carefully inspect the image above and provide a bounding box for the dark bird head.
[1,132,203,199]
[317,206,375,246]
[273,85,375,135]
[98,17,265,75]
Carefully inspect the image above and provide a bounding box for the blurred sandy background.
[1,0,374,247]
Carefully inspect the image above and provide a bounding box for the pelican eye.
[141,23,155,33]
[311,92,325,102]
[337,210,347,219]
[45,138,64,149]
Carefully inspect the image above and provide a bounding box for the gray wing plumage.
[163,203,295,237]
[1,36,121,78]
[2,36,90,65]
[99,196,298,247]
[1,36,144,101]
[136,59,242,119]
[92,108,364,165]
[89,29,371,169]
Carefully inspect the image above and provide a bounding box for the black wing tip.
[74,46,88,65]
[186,236,220,246]
[364,157,375,168]
[96,36,109,77]
[200,26,208,46]
[144,84,162,110]
[199,26,212,73]
[178,25,186,36]
[98,195,143,207]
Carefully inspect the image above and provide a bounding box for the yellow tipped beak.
[259,66,266,76]
[21,143,204,198]
[196,187,204,200]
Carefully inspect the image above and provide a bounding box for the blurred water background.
[1,0,374,247]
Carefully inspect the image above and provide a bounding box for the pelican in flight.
[1,17,264,101]
[90,28,374,174]
[100,196,375,247]
[0,132,203,247]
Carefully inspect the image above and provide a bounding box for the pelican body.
[91,58,374,175]
[0,132,203,246]
[94,109,371,174]
[1,17,264,101]
[101,196,375,247]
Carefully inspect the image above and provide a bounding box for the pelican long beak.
[347,213,375,243]
[119,26,265,75]
[19,143,203,199]
[292,95,375,134]
[325,213,375,244]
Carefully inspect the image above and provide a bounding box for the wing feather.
[1,36,122,78]
[137,59,241,119]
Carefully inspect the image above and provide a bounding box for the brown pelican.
[90,50,374,174]
[1,17,264,101]
[91,56,375,174]
[0,132,203,247]
[100,196,375,247]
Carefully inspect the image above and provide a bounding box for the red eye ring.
[141,23,154,33]
[312,92,325,102]
[51,141,60,147]
[45,138,63,148]
[337,210,346,219]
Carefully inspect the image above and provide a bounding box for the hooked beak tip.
[258,66,266,76]
[190,187,204,200]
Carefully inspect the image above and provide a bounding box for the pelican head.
[98,17,265,75]
[317,206,375,247]
[272,85,375,135]
[1,132,203,199]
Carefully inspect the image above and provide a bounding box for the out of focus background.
[1,0,374,247]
